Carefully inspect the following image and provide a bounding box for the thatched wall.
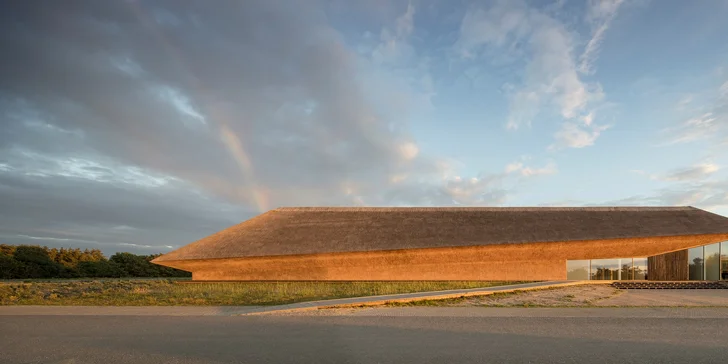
[648,250,689,281]
[155,233,728,281]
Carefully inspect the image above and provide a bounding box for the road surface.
[2,308,727,363]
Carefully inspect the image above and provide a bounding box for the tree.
[77,260,125,278]
[110,252,155,277]
[0,244,17,256]
[0,244,189,279]
[12,246,64,278]
[0,254,21,279]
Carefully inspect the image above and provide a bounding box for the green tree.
[0,254,21,279]
[12,246,63,278]
[110,252,154,277]
[77,260,125,278]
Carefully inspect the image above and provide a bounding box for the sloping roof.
[153,206,728,262]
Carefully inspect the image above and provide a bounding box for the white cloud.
[661,112,721,145]
[505,162,524,174]
[578,0,624,74]
[398,141,419,161]
[1,148,178,188]
[550,121,610,150]
[660,80,728,146]
[662,163,720,181]
[372,2,416,65]
[455,0,609,148]
[505,160,558,177]
[599,178,728,214]
[720,81,728,101]
[582,111,594,126]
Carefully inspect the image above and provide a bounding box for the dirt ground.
[446,284,622,307]
[285,285,728,316]
[429,285,728,308]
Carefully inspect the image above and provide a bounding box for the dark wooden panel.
[648,250,688,281]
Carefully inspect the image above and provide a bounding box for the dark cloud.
[0,0,539,254]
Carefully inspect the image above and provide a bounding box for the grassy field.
[0,279,522,306]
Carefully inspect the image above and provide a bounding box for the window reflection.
[705,243,720,281]
[633,258,648,280]
[689,246,704,280]
[721,241,728,280]
[591,259,621,280]
[566,260,589,280]
[566,240,728,281]
[620,259,634,280]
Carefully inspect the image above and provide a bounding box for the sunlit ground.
[0,279,522,306]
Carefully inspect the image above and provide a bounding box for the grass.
[0,279,522,306]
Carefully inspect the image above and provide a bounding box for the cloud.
[661,112,725,146]
[676,95,694,111]
[0,0,458,254]
[662,163,720,181]
[598,179,728,215]
[659,80,728,146]
[398,141,420,161]
[578,0,624,74]
[454,0,609,147]
[720,81,728,100]
[550,120,611,150]
[608,161,728,216]
[372,2,416,65]
[505,161,558,177]
[629,162,721,182]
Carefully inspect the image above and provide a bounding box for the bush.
[0,254,22,279]
[12,246,64,278]
[77,260,125,278]
[0,244,190,279]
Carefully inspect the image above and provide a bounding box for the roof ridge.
[273,206,694,212]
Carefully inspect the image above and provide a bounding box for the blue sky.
[1,0,727,255]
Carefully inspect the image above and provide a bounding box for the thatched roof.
[153,206,728,262]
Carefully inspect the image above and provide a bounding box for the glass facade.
[633,258,648,280]
[705,243,721,281]
[566,260,590,280]
[722,242,728,280]
[689,241,728,281]
[689,246,704,280]
[566,258,647,281]
[591,259,622,280]
[567,241,728,281]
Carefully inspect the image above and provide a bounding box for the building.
[151,206,728,281]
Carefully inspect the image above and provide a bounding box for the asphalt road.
[2,309,727,364]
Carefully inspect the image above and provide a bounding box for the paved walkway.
[240,280,578,315]
[0,280,578,316]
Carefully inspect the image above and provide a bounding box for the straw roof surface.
[153,206,728,262]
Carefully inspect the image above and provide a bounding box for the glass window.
[620,258,634,280]
[689,246,704,280]
[566,260,590,280]
[721,241,728,281]
[591,259,621,280]
[705,243,720,281]
[633,257,648,280]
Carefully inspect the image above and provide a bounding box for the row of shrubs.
[0,244,190,279]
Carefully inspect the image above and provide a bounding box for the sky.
[1,0,728,256]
